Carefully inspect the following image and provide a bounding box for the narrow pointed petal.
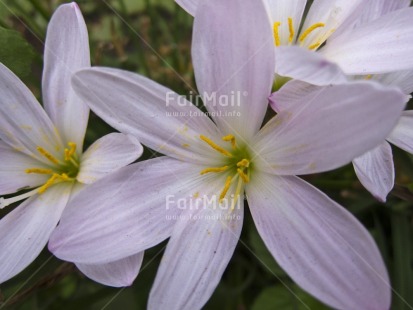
[266,0,306,45]
[254,82,407,175]
[72,67,222,166]
[192,0,274,139]
[175,0,197,15]
[42,3,90,149]
[0,141,49,195]
[322,8,413,75]
[387,111,413,153]
[301,0,365,48]
[0,64,62,162]
[148,201,243,310]
[275,46,347,86]
[76,252,144,287]
[246,173,391,310]
[50,157,209,264]
[353,142,394,202]
[0,184,72,283]
[77,133,143,184]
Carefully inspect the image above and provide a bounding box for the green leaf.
[252,285,330,310]
[0,27,36,78]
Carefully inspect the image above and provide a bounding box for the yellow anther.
[308,42,321,50]
[237,168,250,183]
[299,22,325,43]
[236,159,250,168]
[25,168,53,175]
[222,135,236,148]
[273,22,281,46]
[288,17,294,43]
[37,147,60,164]
[365,74,373,80]
[200,166,229,175]
[64,142,77,161]
[58,173,70,181]
[219,176,232,202]
[38,174,59,194]
[200,135,232,157]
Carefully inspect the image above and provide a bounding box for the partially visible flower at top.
[49,0,408,309]
[271,2,413,202]
[175,0,413,86]
[0,3,143,286]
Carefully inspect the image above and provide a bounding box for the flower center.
[0,142,80,209]
[273,17,326,50]
[199,134,252,210]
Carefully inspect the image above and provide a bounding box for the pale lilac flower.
[176,0,413,86]
[271,1,413,202]
[0,3,143,286]
[49,0,408,308]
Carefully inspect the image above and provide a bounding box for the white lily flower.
[49,0,408,308]
[0,3,143,286]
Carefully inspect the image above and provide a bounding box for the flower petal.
[0,141,49,195]
[76,252,144,287]
[42,3,90,149]
[0,63,62,162]
[246,173,391,310]
[322,7,413,75]
[0,183,72,283]
[72,67,222,166]
[77,133,143,184]
[387,110,413,153]
[254,82,407,175]
[192,0,274,140]
[175,0,197,15]
[375,70,413,95]
[301,0,365,49]
[148,200,243,310]
[353,141,394,202]
[275,46,347,86]
[49,157,208,264]
[266,0,306,45]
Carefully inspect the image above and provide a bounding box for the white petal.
[72,67,222,166]
[254,82,407,175]
[0,183,72,283]
[0,63,62,162]
[0,141,49,195]
[148,199,243,310]
[77,133,143,184]
[322,8,413,75]
[246,173,391,310]
[375,70,413,94]
[76,252,144,287]
[353,141,394,202]
[49,157,210,264]
[266,0,306,45]
[387,110,413,153]
[301,0,365,48]
[275,46,347,86]
[192,0,274,139]
[175,0,197,15]
[42,3,90,149]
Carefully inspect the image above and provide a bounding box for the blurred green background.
[0,0,412,309]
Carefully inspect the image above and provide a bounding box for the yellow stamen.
[365,74,373,80]
[237,168,250,183]
[299,22,325,43]
[288,17,294,43]
[200,166,229,175]
[222,134,236,148]
[25,168,53,175]
[273,22,281,46]
[308,42,321,50]
[64,142,77,161]
[37,147,60,164]
[200,135,232,157]
[230,177,244,211]
[219,176,232,202]
[38,174,59,194]
[58,173,70,181]
[236,159,250,168]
